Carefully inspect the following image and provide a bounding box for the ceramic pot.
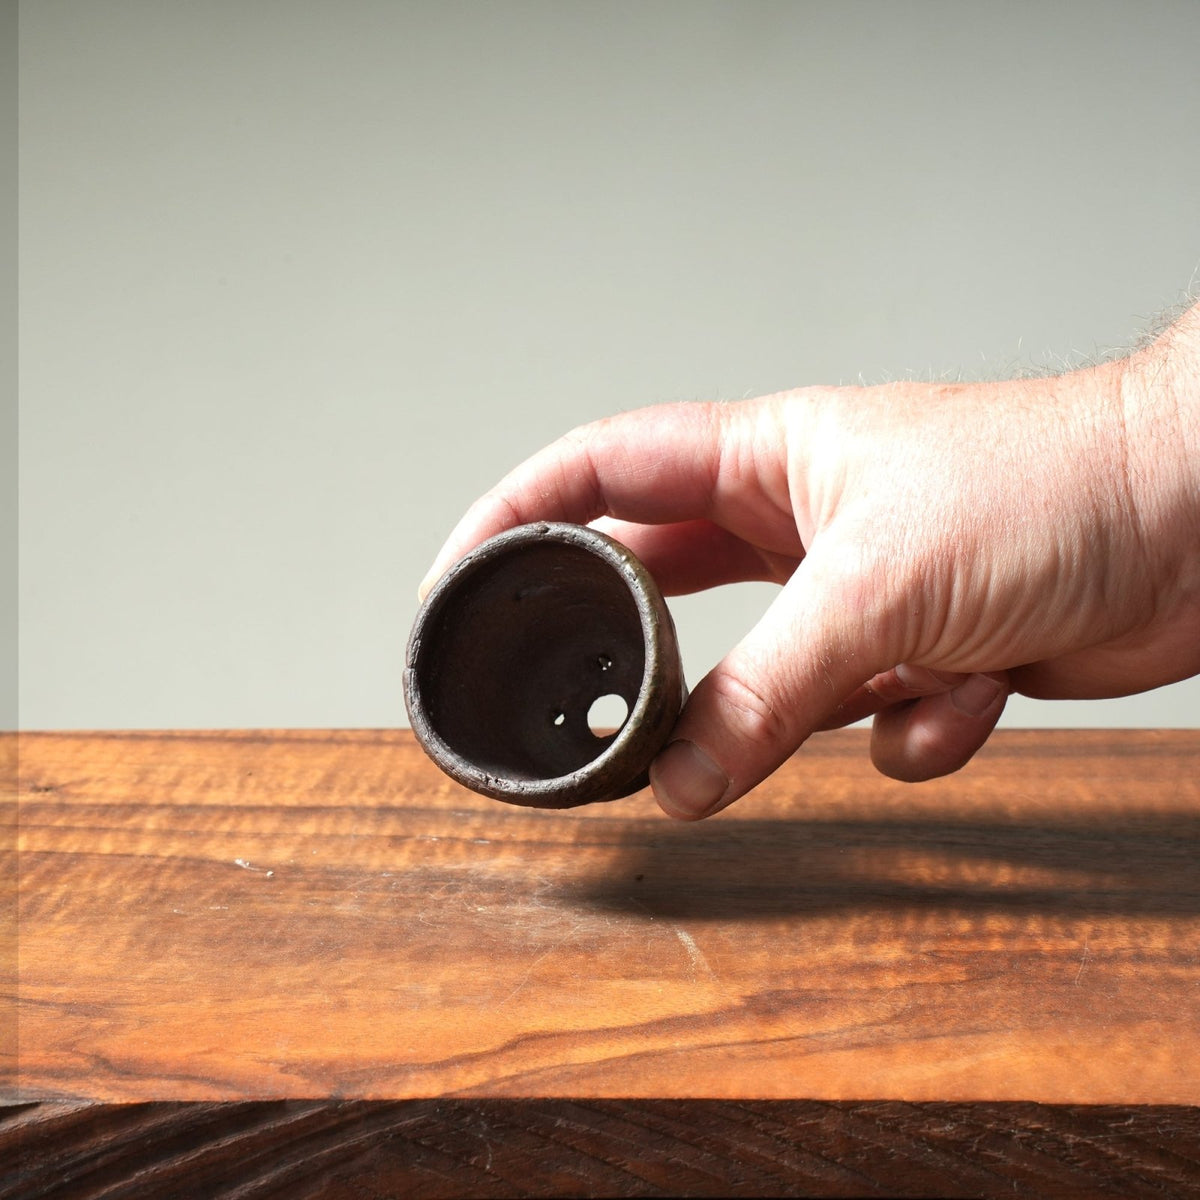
[405,522,686,808]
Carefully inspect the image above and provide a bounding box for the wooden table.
[4,729,1200,1197]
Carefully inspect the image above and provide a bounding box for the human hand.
[420,306,1200,818]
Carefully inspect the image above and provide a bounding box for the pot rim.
[404,521,680,806]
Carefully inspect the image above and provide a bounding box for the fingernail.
[951,673,1003,717]
[895,662,938,691]
[650,740,729,820]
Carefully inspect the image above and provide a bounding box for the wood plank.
[10,729,1200,1104]
[5,1099,1200,1200]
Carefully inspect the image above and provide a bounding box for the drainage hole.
[587,693,629,737]
[551,711,566,727]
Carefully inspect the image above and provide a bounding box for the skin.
[420,302,1200,819]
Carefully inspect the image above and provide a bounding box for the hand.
[420,306,1200,818]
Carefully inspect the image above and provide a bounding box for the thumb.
[649,546,888,819]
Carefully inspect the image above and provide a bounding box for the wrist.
[1119,301,1200,591]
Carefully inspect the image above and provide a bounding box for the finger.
[419,399,801,600]
[1009,621,1200,700]
[593,517,799,595]
[870,671,1009,782]
[818,663,969,729]
[420,403,727,598]
[648,541,893,820]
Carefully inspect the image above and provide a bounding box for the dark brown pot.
[404,522,686,808]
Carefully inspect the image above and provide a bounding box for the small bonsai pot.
[405,522,686,808]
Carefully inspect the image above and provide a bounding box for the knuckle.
[484,490,524,529]
[705,667,790,751]
[872,709,980,783]
[558,420,597,450]
[907,722,961,771]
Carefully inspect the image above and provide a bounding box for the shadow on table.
[559,811,1200,922]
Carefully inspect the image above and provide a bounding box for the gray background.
[3,0,13,733]
[17,0,1200,731]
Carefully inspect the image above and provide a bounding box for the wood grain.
[2,733,16,1100]
[10,729,1200,1104]
[5,1099,1200,1199]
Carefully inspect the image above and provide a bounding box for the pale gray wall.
[2,0,13,733]
[18,0,1200,730]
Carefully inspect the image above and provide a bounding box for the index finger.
[418,398,793,599]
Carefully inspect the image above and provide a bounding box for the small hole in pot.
[587,693,629,737]
[597,654,613,671]
[551,711,565,727]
